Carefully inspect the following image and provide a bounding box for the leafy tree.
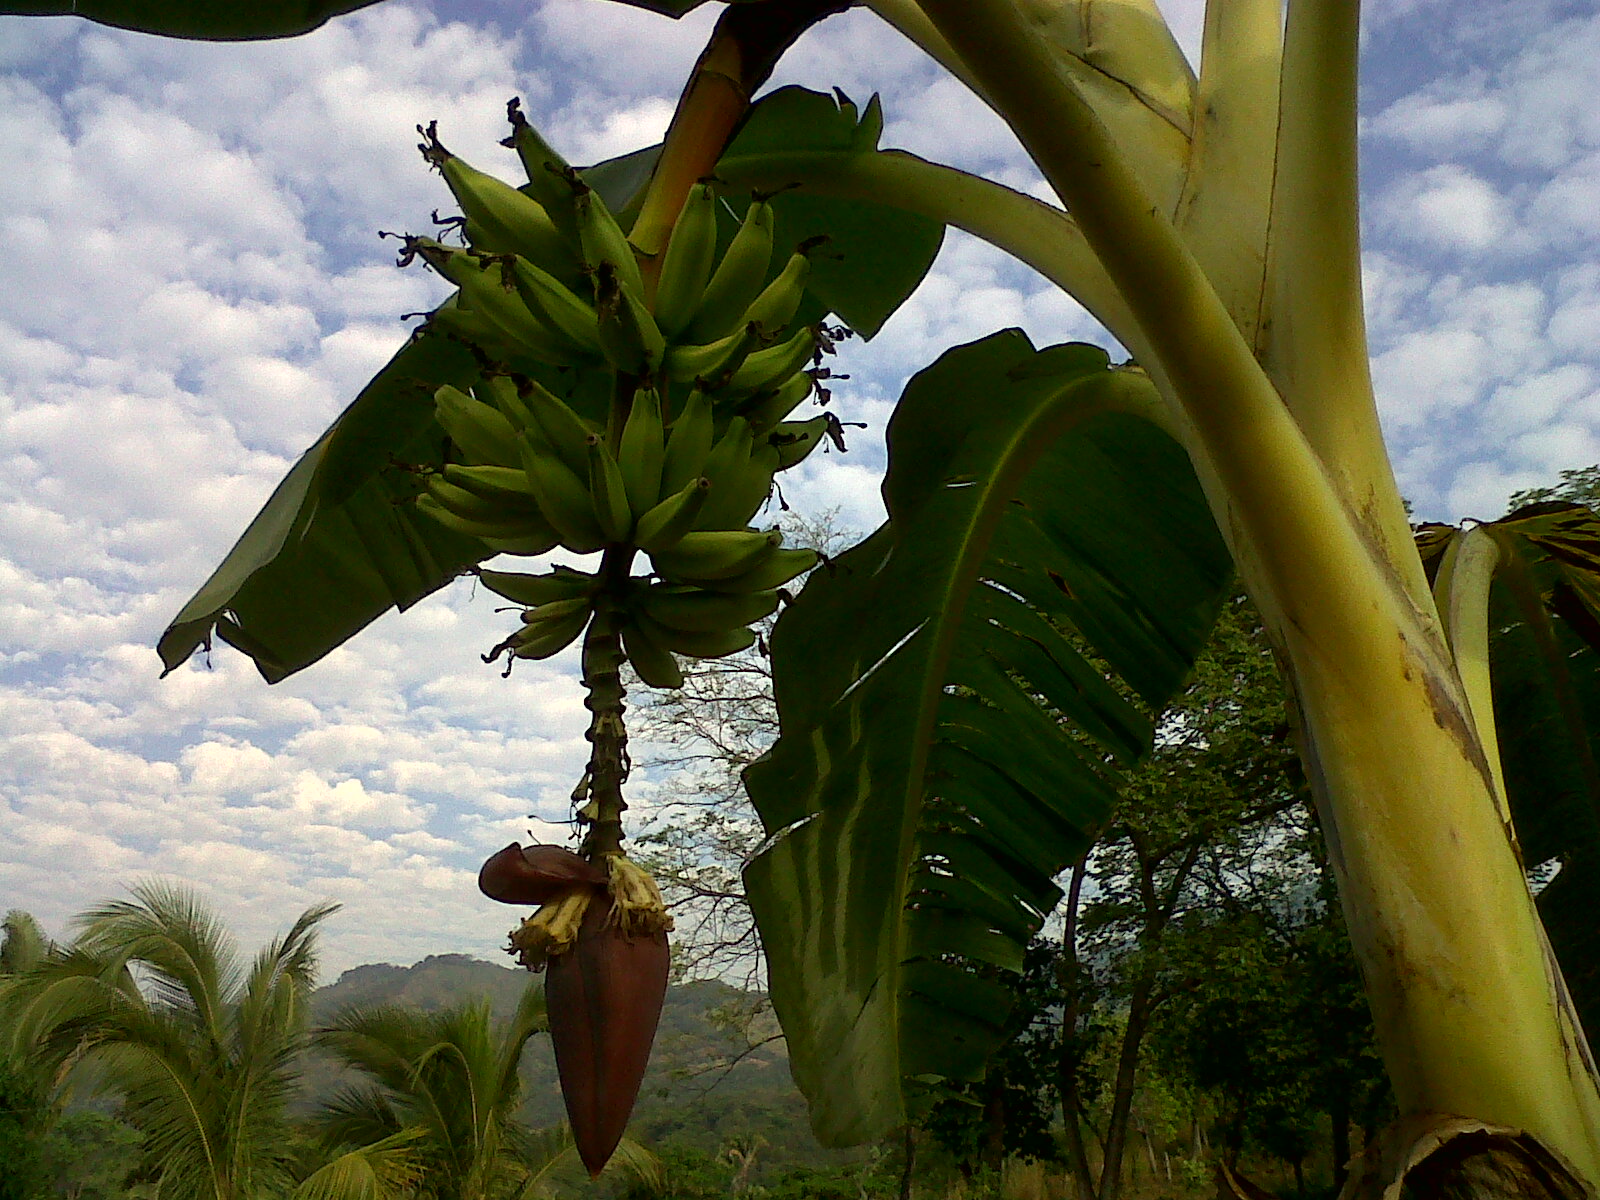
[8,0,1600,1191]
[8,882,338,1200]
[309,987,661,1199]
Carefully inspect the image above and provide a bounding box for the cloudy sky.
[2,0,1597,978]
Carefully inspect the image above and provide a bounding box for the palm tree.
[308,986,660,1199]
[13,881,339,1200]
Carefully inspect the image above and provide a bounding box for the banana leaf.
[743,330,1233,1144]
[1417,503,1600,1041]
[156,329,487,683]
[0,0,384,39]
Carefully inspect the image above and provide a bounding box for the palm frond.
[73,880,243,1043]
[292,1129,426,1200]
[1,909,53,975]
[511,1123,663,1198]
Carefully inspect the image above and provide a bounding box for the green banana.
[663,322,764,386]
[620,619,685,690]
[769,415,830,470]
[638,585,780,634]
[421,294,517,357]
[690,546,819,594]
[618,386,665,519]
[649,528,783,582]
[740,246,812,334]
[634,613,757,660]
[474,375,530,428]
[425,473,537,524]
[435,385,521,468]
[407,240,586,366]
[415,491,553,544]
[479,566,601,607]
[719,325,818,399]
[699,441,777,531]
[652,181,718,339]
[506,255,604,358]
[523,383,599,476]
[501,98,576,231]
[585,433,633,544]
[574,182,646,300]
[442,463,538,505]
[685,198,774,343]
[660,388,715,497]
[595,263,666,375]
[419,123,576,272]
[513,602,592,660]
[519,441,606,553]
[480,531,560,557]
[740,371,815,431]
[634,476,711,553]
[694,417,754,525]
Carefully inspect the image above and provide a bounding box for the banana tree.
[7,0,1600,1193]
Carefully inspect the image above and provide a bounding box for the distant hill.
[299,952,859,1174]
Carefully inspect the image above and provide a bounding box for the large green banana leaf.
[0,0,384,40]
[156,88,940,681]
[743,330,1233,1145]
[156,330,486,682]
[1417,504,1600,1040]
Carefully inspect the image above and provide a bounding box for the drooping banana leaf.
[156,328,487,683]
[1417,502,1600,1041]
[157,87,939,683]
[0,0,384,40]
[743,330,1232,1145]
[716,87,944,338]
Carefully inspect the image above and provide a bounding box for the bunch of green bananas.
[401,111,838,683]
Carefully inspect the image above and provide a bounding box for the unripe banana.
[740,371,815,432]
[769,415,830,471]
[585,434,633,544]
[595,263,666,376]
[652,181,718,339]
[618,386,665,518]
[523,385,600,477]
[719,325,818,399]
[699,442,777,532]
[620,619,685,690]
[425,474,534,524]
[506,255,605,359]
[574,182,646,300]
[649,528,783,582]
[406,239,587,366]
[519,442,606,554]
[638,585,780,633]
[416,492,554,545]
[480,530,560,557]
[519,594,594,630]
[502,98,577,232]
[663,322,764,387]
[659,388,715,497]
[442,463,539,505]
[513,603,592,660]
[685,199,774,343]
[422,294,517,358]
[634,613,757,660]
[739,245,813,335]
[479,566,601,607]
[694,418,754,527]
[633,476,711,554]
[474,375,529,428]
[419,123,578,273]
[435,385,521,469]
[690,546,818,594]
